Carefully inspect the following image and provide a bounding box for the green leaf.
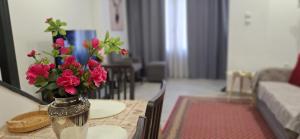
[52,49,59,57]
[104,46,110,55]
[35,77,48,87]
[48,20,56,27]
[59,29,66,36]
[56,19,62,25]
[61,22,67,26]
[69,45,74,52]
[46,82,58,90]
[52,31,58,36]
[49,71,59,81]
[58,88,66,97]
[44,26,55,32]
[104,32,110,41]
[110,46,121,52]
[83,82,89,87]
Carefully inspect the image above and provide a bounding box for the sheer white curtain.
[165,0,188,78]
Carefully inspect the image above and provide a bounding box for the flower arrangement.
[26,18,127,98]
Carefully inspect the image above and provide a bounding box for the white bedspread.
[258,82,300,135]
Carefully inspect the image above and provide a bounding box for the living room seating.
[254,68,300,139]
[146,61,166,82]
[109,53,143,80]
[145,80,166,139]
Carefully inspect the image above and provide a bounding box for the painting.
[109,0,124,31]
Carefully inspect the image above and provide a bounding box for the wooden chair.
[144,80,166,139]
[88,64,135,100]
[133,116,147,139]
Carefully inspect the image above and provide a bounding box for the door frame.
[0,0,20,88]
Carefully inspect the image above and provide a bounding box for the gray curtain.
[187,0,229,79]
[126,0,165,65]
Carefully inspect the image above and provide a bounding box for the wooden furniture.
[133,116,147,139]
[227,70,255,102]
[0,100,147,139]
[88,64,135,100]
[146,61,166,82]
[145,81,166,139]
[6,111,50,133]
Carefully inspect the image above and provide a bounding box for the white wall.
[266,0,299,68]
[92,0,129,50]
[228,0,299,72]
[0,85,38,126]
[8,0,129,97]
[227,0,300,92]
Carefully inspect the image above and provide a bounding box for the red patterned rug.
[161,96,276,139]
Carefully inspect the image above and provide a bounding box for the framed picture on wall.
[110,0,124,31]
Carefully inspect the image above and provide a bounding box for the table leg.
[240,77,244,95]
[228,74,237,101]
[248,77,256,105]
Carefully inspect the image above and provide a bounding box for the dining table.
[0,100,147,139]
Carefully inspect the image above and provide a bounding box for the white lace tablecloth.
[0,100,147,139]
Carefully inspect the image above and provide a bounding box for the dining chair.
[144,80,166,139]
[88,64,135,100]
[133,116,147,139]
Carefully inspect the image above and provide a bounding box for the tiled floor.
[134,79,226,127]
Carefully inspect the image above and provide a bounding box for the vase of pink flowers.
[25,18,127,139]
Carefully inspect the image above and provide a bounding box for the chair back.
[87,64,135,100]
[133,116,147,139]
[144,80,166,139]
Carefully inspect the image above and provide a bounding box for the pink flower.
[56,69,80,95]
[26,64,50,84]
[49,63,55,69]
[60,47,70,55]
[79,69,84,76]
[27,50,36,57]
[92,38,100,49]
[120,49,128,56]
[87,59,99,70]
[61,56,81,69]
[89,65,107,87]
[55,38,65,47]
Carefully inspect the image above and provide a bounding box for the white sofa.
[254,68,300,139]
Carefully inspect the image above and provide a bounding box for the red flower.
[79,69,84,76]
[61,56,81,69]
[27,50,36,57]
[120,49,128,56]
[49,63,55,69]
[56,69,80,95]
[26,64,50,84]
[87,59,100,70]
[92,38,100,49]
[60,47,70,55]
[89,65,107,87]
[55,38,65,47]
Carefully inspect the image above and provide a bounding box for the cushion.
[257,82,300,134]
[289,55,300,86]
